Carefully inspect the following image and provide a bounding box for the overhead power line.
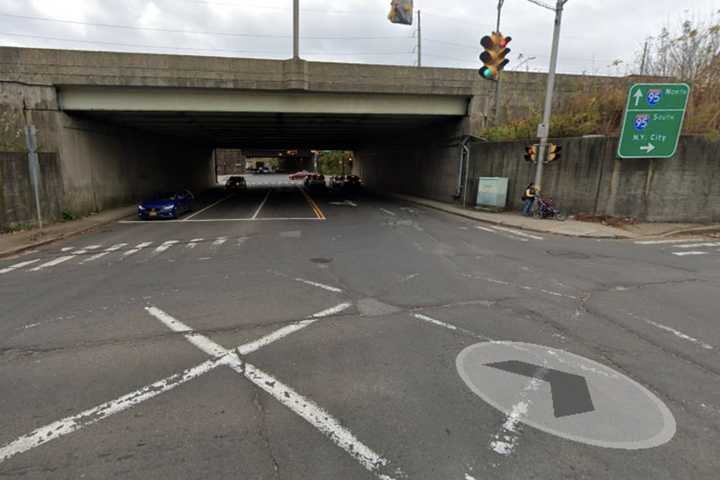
[0,13,411,40]
[0,31,412,56]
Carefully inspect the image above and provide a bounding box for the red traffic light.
[499,36,512,48]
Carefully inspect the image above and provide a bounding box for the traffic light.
[479,32,512,81]
[546,143,562,163]
[388,0,413,25]
[524,144,538,163]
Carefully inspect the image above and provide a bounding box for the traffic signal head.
[546,143,562,163]
[524,145,538,163]
[479,32,512,81]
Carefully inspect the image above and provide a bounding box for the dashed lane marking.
[635,238,703,245]
[625,311,714,350]
[672,251,709,256]
[186,238,203,249]
[295,278,343,293]
[0,259,40,274]
[379,208,396,216]
[475,225,528,242]
[674,242,720,249]
[212,236,228,247]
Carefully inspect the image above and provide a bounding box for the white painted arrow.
[640,143,655,153]
[634,89,644,107]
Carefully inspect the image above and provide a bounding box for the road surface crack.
[253,390,281,480]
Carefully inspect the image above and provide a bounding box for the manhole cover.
[546,250,591,259]
[310,257,333,264]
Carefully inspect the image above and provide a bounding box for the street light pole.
[417,10,422,67]
[533,0,567,191]
[293,0,300,59]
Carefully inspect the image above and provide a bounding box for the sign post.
[617,83,690,159]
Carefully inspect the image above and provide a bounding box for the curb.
[0,208,135,259]
[657,224,720,238]
[386,193,632,240]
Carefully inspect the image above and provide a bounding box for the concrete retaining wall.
[357,135,720,223]
[0,152,63,229]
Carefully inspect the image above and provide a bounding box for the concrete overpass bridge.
[0,47,619,221]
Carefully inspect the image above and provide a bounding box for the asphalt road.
[1,174,719,479]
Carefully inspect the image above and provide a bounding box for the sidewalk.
[389,194,715,240]
[0,206,135,258]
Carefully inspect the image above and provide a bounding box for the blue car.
[138,190,194,220]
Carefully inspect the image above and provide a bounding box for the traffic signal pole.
[494,0,504,122]
[534,0,566,191]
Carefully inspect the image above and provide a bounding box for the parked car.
[225,176,247,191]
[331,175,362,193]
[289,170,313,180]
[138,190,194,220]
[256,166,271,174]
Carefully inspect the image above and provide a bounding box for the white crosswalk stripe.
[123,242,153,257]
[80,243,128,264]
[634,237,720,259]
[0,259,40,274]
[1,237,252,276]
[154,240,179,254]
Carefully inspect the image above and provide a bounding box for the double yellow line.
[300,188,326,220]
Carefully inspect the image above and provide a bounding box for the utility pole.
[640,39,649,75]
[534,0,567,191]
[416,10,422,67]
[293,0,300,59]
[494,0,505,122]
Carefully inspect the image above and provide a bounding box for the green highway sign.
[617,83,690,159]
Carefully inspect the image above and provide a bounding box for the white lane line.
[379,208,396,216]
[237,236,248,247]
[182,194,232,221]
[119,217,323,223]
[0,259,40,274]
[672,251,709,256]
[83,245,102,250]
[154,240,179,254]
[145,306,229,357]
[627,312,714,350]
[186,238,204,249]
[29,255,76,272]
[295,278,343,293]
[80,243,128,264]
[60,247,74,252]
[675,242,720,249]
[252,190,271,220]
[475,225,528,242]
[212,236,228,247]
[490,377,542,456]
[470,275,578,300]
[0,357,224,465]
[490,225,544,241]
[412,313,494,342]
[237,303,352,356]
[232,359,396,478]
[123,241,153,257]
[0,303,363,469]
[635,238,703,245]
[148,303,398,479]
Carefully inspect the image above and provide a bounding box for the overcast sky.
[1,0,718,75]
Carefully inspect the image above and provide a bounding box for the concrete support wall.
[59,114,215,215]
[358,133,720,223]
[1,81,216,226]
[0,152,63,229]
[355,120,467,203]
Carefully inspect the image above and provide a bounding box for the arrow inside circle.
[486,360,595,418]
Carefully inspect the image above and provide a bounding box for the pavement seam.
[253,390,281,480]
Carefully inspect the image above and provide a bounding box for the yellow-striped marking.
[300,188,326,220]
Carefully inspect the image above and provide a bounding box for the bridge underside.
[74,111,458,150]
